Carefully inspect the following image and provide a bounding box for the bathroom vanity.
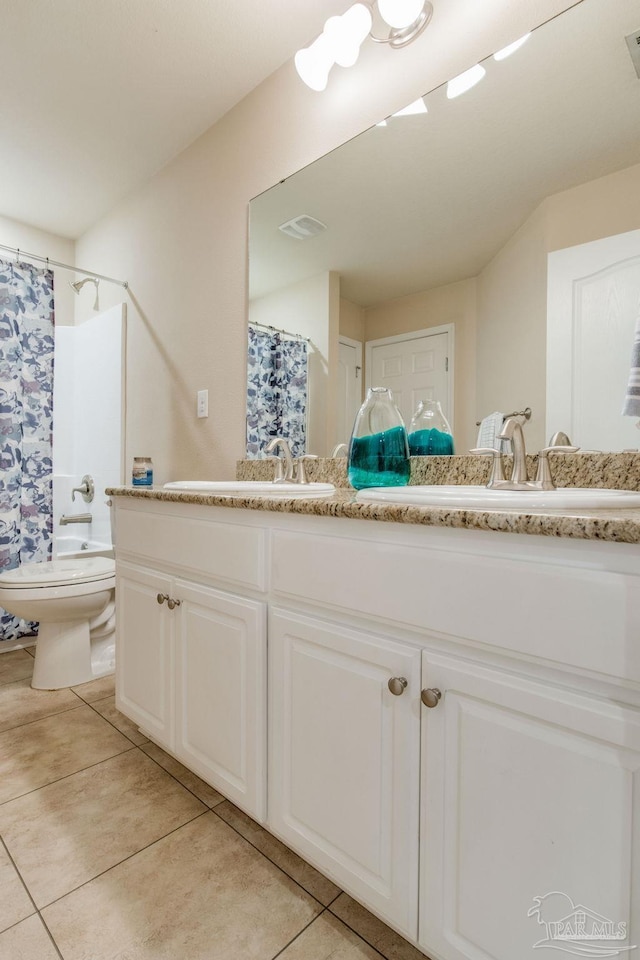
[109,488,640,960]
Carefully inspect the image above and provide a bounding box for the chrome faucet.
[264,437,294,482]
[497,416,530,487]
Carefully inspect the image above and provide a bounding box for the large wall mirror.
[248,0,640,457]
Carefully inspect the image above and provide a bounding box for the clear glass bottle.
[408,399,454,456]
[348,387,410,489]
[132,456,153,486]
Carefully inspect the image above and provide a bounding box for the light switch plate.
[197,389,209,418]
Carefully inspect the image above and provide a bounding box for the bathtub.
[54,536,114,560]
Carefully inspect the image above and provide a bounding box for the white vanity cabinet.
[268,606,422,938]
[112,496,640,960]
[114,500,268,820]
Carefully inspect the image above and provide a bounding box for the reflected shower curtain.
[0,259,54,642]
[246,325,308,458]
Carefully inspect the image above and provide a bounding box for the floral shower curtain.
[246,325,308,458]
[0,259,55,642]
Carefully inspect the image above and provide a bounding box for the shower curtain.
[0,258,55,642]
[246,325,308,458]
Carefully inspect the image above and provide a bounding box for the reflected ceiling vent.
[278,215,327,240]
[626,29,640,79]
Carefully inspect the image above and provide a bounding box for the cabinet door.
[419,652,640,960]
[269,607,421,938]
[115,561,174,749]
[173,580,267,821]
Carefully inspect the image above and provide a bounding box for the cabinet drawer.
[272,530,640,682]
[117,508,266,591]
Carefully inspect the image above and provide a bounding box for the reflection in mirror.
[248,0,640,456]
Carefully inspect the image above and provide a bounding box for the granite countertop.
[106,483,640,545]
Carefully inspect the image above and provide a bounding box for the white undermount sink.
[355,485,640,510]
[163,480,335,498]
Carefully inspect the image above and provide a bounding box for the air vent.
[278,215,327,240]
[626,29,640,79]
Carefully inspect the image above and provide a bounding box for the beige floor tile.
[0,844,34,934]
[0,749,206,907]
[215,800,341,906]
[0,914,59,960]
[0,678,78,733]
[330,895,425,960]
[43,812,322,960]
[141,741,224,807]
[70,673,115,703]
[279,912,382,959]
[91,695,148,745]
[0,704,131,804]
[0,650,34,687]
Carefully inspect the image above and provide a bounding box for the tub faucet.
[264,437,294,482]
[60,513,92,525]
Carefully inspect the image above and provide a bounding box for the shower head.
[69,276,100,311]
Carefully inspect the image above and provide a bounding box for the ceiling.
[249,0,640,307]
[0,0,351,239]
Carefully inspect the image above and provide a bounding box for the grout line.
[269,907,329,960]
[0,699,87,737]
[0,837,64,957]
[209,802,340,911]
[85,698,148,746]
[0,744,138,807]
[138,743,220,809]
[37,914,65,960]
[325,901,410,960]
[38,809,210,911]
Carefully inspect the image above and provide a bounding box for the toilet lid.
[0,557,115,587]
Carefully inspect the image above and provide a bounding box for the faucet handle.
[469,447,506,486]
[295,454,318,485]
[535,445,579,489]
[266,455,285,482]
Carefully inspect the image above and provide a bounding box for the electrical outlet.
[197,389,209,418]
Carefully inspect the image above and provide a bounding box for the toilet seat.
[0,557,115,588]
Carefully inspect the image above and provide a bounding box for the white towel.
[477,411,505,450]
[622,315,640,418]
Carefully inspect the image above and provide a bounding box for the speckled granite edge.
[236,452,640,491]
[106,485,640,545]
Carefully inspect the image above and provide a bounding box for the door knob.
[421,688,442,708]
[156,593,169,605]
[167,598,181,610]
[388,677,408,696]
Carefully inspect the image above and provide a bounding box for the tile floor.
[0,647,427,960]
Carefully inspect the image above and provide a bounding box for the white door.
[115,561,174,749]
[268,607,421,938]
[547,229,640,450]
[174,580,267,820]
[366,327,452,428]
[419,652,640,960]
[337,337,363,446]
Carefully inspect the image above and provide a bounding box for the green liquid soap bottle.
[348,387,410,490]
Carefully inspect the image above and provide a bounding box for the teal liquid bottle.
[348,387,411,490]
[408,400,454,456]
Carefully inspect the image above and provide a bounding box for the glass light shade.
[392,97,428,118]
[324,4,372,68]
[447,63,486,99]
[377,0,425,30]
[294,34,335,91]
[493,33,531,61]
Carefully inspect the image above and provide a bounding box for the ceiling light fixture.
[295,0,434,90]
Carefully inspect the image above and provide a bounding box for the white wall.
[74,0,578,483]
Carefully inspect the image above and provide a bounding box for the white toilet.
[0,557,116,690]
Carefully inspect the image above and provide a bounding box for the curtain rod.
[249,321,310,343]
[0,243,128,288]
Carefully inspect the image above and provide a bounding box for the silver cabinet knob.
[388,677,408,696]
[157,593,169,605]
[167,598,181,610]
[421,688,442,708]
